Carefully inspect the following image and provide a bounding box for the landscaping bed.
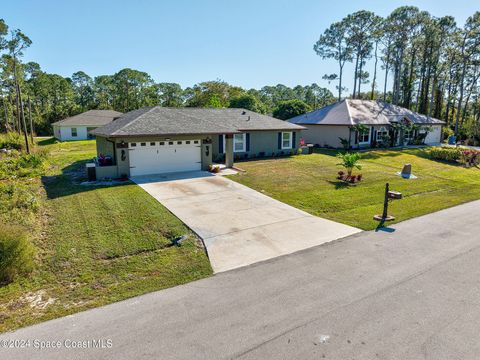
[0,137,212,333]
[229,148,480,230]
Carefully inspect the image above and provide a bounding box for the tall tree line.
[0,18,335,137]
[314,7,480,140]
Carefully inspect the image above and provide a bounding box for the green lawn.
[0,138,212,333]
[229,148,480,230]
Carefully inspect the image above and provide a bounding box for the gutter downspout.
[344,99,354,149]
[106,138,117,165]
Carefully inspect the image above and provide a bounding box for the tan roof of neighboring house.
[52,110,123,127]
[288,99,445,126]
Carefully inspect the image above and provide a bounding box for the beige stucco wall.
[300,125,351,148]
[95,165,118,179]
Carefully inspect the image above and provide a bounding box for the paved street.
[1,200,480,360]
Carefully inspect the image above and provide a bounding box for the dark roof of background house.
[92,107,304,137]
[288,99,446,126]
[51,110,123,126]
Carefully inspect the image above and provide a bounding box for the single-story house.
[288,99,445,149]
[91,107,304,178]
[52,110,123,141]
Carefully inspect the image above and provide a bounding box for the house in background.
[288,99,445,149]
[91,107,304,178]
[52,110,123,141]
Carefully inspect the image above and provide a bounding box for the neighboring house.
[52,110,123,141]
[288,99,445,149]
[91,107,304,178]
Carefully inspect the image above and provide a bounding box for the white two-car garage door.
[129,140,201,176]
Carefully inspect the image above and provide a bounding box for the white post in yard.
[225,134,234,168]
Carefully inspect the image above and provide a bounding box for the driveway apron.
[132,172,361,272]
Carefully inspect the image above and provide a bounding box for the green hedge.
[429,147,462,162]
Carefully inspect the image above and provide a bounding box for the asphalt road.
[1,200,480,360]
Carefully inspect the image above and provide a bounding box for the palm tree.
[337,152,362,177]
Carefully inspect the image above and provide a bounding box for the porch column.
[225,134,234,168]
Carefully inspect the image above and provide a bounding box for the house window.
[223,134,247,153]
[177,141,182,145]
[234,134,246,152]
[186,141,191,144]
[404,129,415,143]
[140,142,146,146]
[376,127,388,141]
[168,141,174,145]
[358,128,370,144]
[150,142,156,146]
[159,142,165,146]
[194,140,199,144]
[71,128,77,137]
[281,132,292,149]
[130,142,137,147]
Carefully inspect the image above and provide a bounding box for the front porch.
[348,124,436,150]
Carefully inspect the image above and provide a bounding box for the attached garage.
[424,125,443,145]
[129,140,201,176]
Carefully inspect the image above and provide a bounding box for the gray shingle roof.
[51,110,123,126]
[288,100,446,126]
[92,107,304,137]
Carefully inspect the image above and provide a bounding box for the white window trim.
[281,132,293,149]
[71,127,78,137]
[358,127,371,144]
[376,127,388,141]
[404,129,415,141]
[223,133,247,153]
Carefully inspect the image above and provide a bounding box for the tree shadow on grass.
[42,160,130,199]
[326,180,353,189]
[314,148,408,161]
[359,150,406,160]
[313,148,340,157]
[36,137,58,146]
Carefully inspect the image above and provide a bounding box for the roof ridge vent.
[242,110,247,115]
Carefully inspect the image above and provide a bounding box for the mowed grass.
[0,138,212,332]
[229,148,480,230]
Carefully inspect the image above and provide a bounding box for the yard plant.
[429,147,463,162]
[429,147,480,167]
[337,152,362,178]
[0,132,25,151]
[0,225,34,284]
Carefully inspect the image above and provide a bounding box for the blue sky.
[2,0,477,95]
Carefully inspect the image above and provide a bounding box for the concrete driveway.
[132,171,360,272]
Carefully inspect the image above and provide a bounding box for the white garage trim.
[128,139,201,176]
[424,125,442,145]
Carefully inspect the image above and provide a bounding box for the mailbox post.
[374,183,402,222]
